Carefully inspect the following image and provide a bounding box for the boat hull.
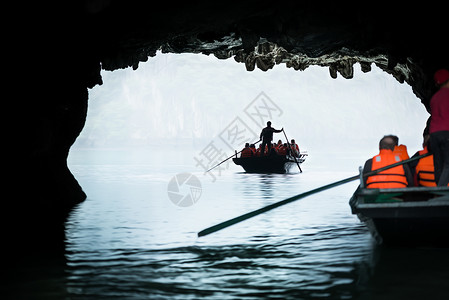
[233,154,306,174]
[349,187,449,246]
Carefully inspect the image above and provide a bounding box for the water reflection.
[358,246,449,299]
[258,174,275,199]
[63,237,375,299]
[9,230,449,299]
[5,149,449,299]
[258,173,298,200]
[234,172,299,203]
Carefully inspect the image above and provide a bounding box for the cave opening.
[73,52,429,151]
[68,51,429,196]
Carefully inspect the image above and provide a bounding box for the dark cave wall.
[85,1,447,106]
[11,1,448,249]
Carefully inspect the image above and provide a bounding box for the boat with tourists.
[349,186,449,246]
[233,151,307,174]
[230,123,307,174]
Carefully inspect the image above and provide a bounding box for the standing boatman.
[429,69,449,186]
[259,121,283,156]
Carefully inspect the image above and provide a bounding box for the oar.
[282,129,302,173]
[198,152,429,237]
[206,139,261,173]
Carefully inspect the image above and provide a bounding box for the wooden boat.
[233,152,307,174]
[349,186,449,246]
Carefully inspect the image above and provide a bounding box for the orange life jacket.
[241,147,253,158]
[278,146,287,155]
[290,144,299,156]
[415,148,437,187]
[394,144,409,161]
[260,145,269,156]
[366,149,408,189]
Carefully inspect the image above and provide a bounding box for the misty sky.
[74,52,430,155]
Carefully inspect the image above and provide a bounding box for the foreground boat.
[233,152,307,174]
[350,186,449,246]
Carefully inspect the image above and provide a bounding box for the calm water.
[7,148,449,299]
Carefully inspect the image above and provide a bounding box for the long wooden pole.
[206,139,261,173]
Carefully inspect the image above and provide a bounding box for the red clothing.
[429,87,449,133]
[241,147,253,158]
[278,146,287,155]
[394,144,409,161]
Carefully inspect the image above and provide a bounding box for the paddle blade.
[198,211,258,237]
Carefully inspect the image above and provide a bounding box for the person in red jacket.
[277,143,288,155]
[240,143,253,158]
[249,144,257,155]
[363,136,413,188]
[290,139,300,157]
[429,69,449,186]
[276,140,283,150]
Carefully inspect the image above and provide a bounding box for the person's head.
[277,139,282,144]
[245,142,249,148]
[384,134,399,146]
[379,136,396,151]
[267,121,272,127]
[250,144,255,148]
[434,69,449,88]
[283,143,288,147]
[291,139,296,144]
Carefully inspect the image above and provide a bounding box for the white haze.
[73,52,430,156]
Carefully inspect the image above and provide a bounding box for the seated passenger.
[409,135,437,187]
[277,143,288,155]
[290,139,300,157]
[249,144,256,155]
[240,143,253,158]
[262,144,269,156]
[276,139,283,150]
[255,144,263,157]
[363,136,413,188]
